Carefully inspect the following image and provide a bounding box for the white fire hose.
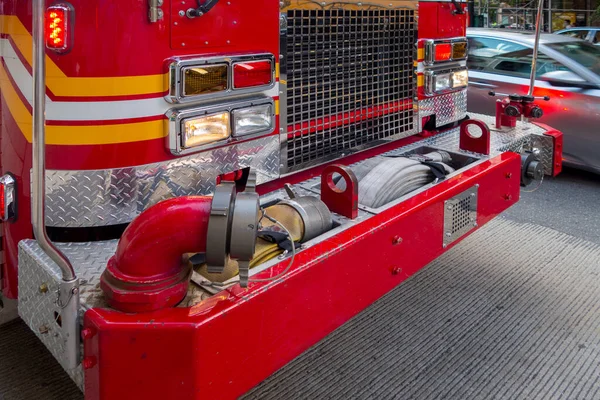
[356,151,454,208]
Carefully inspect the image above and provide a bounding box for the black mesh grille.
[285,8,416,170]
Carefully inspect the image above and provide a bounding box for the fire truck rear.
[0,0,562,398]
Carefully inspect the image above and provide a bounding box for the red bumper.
[83,152,522,400]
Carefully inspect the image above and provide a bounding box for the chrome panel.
[44,136,280,228]
[18,241,84,390]
[418,89,468,128]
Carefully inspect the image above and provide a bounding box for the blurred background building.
[471,0,600,32]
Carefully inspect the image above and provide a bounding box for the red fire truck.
[0,0,562,398]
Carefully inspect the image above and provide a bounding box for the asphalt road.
[502,167,600,244]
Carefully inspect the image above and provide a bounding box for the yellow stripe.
[417,48,424,61]
[417,75,424,87]
[274,99,280,116]
[0,62,165,145]
[0,15,166,97]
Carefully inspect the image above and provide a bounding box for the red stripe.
[287,99,413,139]
[46,114,166,126]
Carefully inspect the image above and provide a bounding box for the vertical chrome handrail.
[528,0,545,97]
[32,0,76,282]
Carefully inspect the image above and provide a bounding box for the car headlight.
[232,104,274,137]
[182,112,230,149]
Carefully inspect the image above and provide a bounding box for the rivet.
[504,194,512,201]
[392,236,402,245]
[233,20,237,25]
[81,328,95,340]
[205,41,209,45]
[174,21,178,26]
[82,357,97,370]
[181,42,186,46]
[39,325,50,334]
[445,232,452,237]
[391,266,401,275]
[506,172,512,178]
[178,10,185,16]
[39,283,49,293]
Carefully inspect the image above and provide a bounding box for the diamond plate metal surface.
[387,113,555,175]
[45,136,280,228]
[418,89,467,128]
[17,241,85,390]
[443,185,478,247]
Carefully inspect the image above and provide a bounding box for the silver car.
[467,28,600,173]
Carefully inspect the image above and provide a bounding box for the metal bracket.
[148,0,164,22]
[57,279,81,370]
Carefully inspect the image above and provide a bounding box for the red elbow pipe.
[100,196,212,313]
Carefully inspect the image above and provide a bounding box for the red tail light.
[45,5,71,52]
[434,43,452,62]
[232,60,273,89]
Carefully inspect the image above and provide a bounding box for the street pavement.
[0,167,598,400]
[503,167,600,244]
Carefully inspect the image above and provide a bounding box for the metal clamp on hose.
[206,171,259,287]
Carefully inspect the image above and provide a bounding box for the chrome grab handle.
[32,0,80,369]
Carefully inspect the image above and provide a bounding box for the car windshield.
[546,41,600,76]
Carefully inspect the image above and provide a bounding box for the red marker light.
[434,43,452,62]
[45,5,70,52]
[233,60,273,89]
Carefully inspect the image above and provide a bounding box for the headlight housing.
[425,68,468,96]
[424,38,469,65]
[168,55,275,104]
[168,99,275,155]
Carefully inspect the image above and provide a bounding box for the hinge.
[148,0,164,23]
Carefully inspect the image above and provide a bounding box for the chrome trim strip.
[167,97,275,156]
[278,12,289,174]
[167,54,276,104]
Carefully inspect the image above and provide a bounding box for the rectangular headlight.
[425,68,468,95]
[452,69,468,88]
[182,64,228,97]
[181,112,230,149]
[232,104,274,137]
[433,72,452,92]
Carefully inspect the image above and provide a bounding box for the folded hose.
[357,151,454,208]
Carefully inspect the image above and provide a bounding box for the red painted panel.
[9,0,279,78]
[84,152,522,400]
[418,2,467,39]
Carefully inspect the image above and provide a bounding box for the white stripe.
[0,39,280,122]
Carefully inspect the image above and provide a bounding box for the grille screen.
[285,8,416,170]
